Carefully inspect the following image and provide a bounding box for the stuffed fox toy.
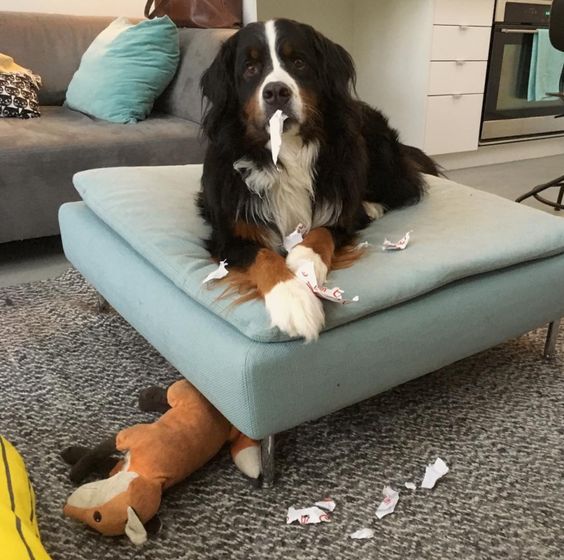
[61,380,261,545]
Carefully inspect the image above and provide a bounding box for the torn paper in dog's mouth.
[268,109,288,166]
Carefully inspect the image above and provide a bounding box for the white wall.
[243,0,257,24]
[256,0,355,53]
[0,0,144,17]
[352,0,434,147]
[0,0,257,21]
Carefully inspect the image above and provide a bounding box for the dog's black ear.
[201,33,239,142]
[307,26,356,101]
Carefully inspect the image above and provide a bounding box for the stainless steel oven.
[481,0,564,142]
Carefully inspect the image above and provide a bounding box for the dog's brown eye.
[294,58,305,70]
[244,63,259,78]
[93,511,102,523]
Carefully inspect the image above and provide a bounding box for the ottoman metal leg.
[96,292,110,313]
[261,435,275,488]
[544,319,561,360]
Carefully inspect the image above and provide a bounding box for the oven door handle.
[501,29,538,34]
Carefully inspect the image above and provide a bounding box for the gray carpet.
[1,269,563,560]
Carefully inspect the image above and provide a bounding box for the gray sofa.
[0,11,232,243]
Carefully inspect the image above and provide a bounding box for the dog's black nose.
[262,81,291,107]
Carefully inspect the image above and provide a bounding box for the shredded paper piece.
[375,486,399,520]
[269,109,288,165]
[202,260,229,284]
[287,506,331,525]
[382,231,412,251]
[296,260,359,305]
[421,457,449,489]
[284,223,307,253]
[350,528,375,540]
[404,482,417,491]
[315,498,336,512]
[356,241,370,250]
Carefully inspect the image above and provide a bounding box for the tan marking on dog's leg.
[248,249,294,295]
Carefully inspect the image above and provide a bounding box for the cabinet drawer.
[431,26,492,60]
[424,94,483,155]
[428,61,487,95]
[434,0,495,26]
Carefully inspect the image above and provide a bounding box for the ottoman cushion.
[72,164,564,342]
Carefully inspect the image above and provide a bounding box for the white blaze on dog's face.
[258,20,304,124]
[232,19,327,134]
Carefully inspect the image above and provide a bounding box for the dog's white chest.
[236,132,320,239]
[272,134,319,236]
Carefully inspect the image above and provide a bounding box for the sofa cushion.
[0,11,115,106]
[65,17,179,123]
[0,107,205,243]
[154,27,234,123]
[72,164,564,342]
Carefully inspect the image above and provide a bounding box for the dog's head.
[201,19,356,142]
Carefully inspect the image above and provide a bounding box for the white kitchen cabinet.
[430,26,492,61]
[428,61,488,95]
[424,0,494,155]
[424,94,484,154]
[433,0,496,26]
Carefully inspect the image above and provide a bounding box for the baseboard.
[435,136,564,171]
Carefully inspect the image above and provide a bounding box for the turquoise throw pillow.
[65,17,179,123]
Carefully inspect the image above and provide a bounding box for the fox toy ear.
[125,507,147,546]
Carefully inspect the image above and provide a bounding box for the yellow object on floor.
[0,436,51,560]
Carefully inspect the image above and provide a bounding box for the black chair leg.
[556,185,564,211]
[515,174,564,210]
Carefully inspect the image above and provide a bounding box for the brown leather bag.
[144,0,242,28]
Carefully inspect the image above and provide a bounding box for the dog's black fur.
[198,19,439,267]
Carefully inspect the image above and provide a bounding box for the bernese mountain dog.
[198,18,439,342]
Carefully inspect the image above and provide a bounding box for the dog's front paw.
[264,278,324,342]
[286,245,328,286]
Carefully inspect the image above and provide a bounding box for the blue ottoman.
[59,164,564,484]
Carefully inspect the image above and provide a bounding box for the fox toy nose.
[262,81,291,107]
